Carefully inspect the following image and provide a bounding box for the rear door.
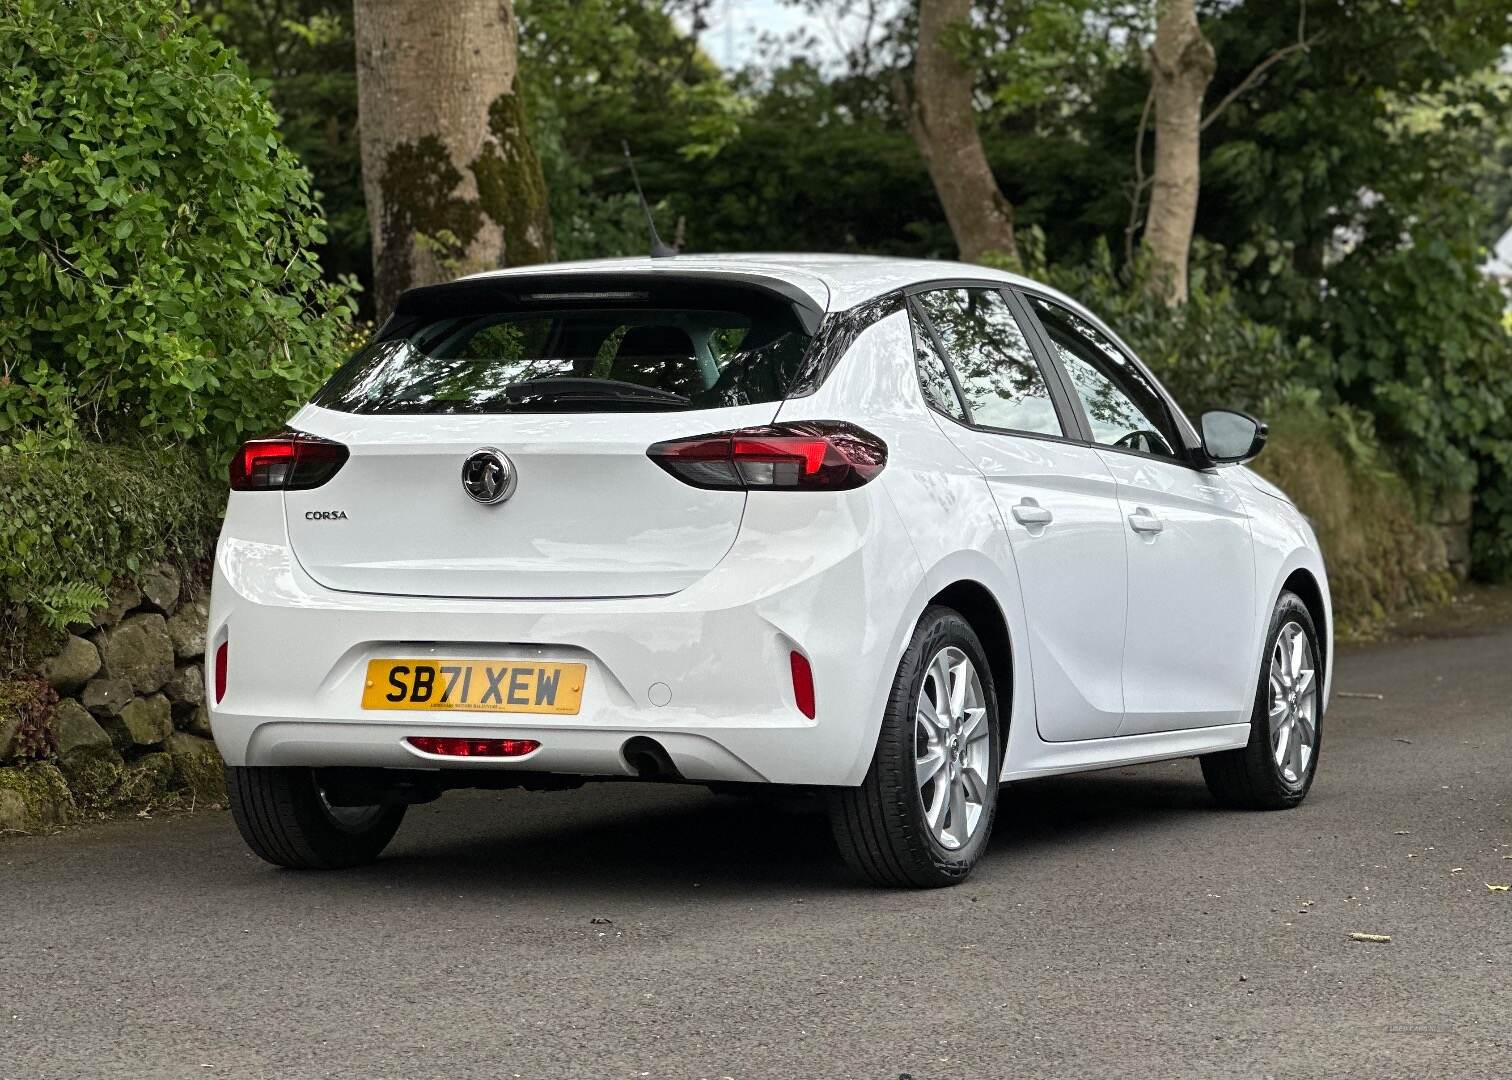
[282,279,814,600]
[1020,292,1258,734]
[910,286,1127,742]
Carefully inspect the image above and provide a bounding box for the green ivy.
[0,0,355,464]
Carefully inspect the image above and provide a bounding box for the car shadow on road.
[293,764,1221,899]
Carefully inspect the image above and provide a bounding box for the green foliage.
[1252,390,1456,636]
[202,1,368,289]
[35,582,109,633]
[0,0,356,462]
[659,60,946,256]
[517,0,762,257]
[0,440,221,627]
[1019,233,1322,417]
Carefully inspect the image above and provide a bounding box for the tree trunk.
[354,0,553,318]
[1140,0,1215,305]
[908,0,1018,266]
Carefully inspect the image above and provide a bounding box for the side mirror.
[1199,409,1268,465]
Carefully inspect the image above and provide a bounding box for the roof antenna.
[622,141,678,259]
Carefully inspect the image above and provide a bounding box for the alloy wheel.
[914,646,992,850]
[1269,621,1318,786]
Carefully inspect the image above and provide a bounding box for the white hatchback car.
[211,254,1330,886]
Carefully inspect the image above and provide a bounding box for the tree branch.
[1201,0,1319,134]
[1200,35,1318,132]
[1125,82,1156,268]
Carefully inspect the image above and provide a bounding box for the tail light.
[647,421,886,491]
[406,736,541,758]
[230,430,349,491]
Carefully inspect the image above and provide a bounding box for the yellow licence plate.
[361,659,586,715]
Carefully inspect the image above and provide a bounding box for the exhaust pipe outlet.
[622,736,680,780]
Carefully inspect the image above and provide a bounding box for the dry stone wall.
[0,565,223,833]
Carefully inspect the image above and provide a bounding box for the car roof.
[460,253,1065,314]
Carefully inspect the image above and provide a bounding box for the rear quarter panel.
[777,307,1038,780]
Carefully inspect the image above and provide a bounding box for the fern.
[36,582,109,632]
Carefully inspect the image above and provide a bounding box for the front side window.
[1027,295,1180,458]
[313,290,811,414]
[915,288,1062,437]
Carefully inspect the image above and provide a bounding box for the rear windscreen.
[312,290,815,414]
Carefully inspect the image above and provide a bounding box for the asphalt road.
[4,622,1511,1080]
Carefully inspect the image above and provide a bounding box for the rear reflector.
[213,641,228,704]
[230,430,349,491]
[647,421,886,491]
[405,736,541,758]
[790,650,816,719]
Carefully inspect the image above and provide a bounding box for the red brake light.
[405,737,541,758]
[790,650,816,719]
[647,421,886,490]
[230,431,349,491]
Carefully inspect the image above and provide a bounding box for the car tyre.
[829,605,1002,888]
[226,766,406,869]
[1201,590,1323,810]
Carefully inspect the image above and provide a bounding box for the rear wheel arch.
[927,579,1014,743]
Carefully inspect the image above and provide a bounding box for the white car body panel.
[1096,450,1259,735]
[283,401,782,598]
[209,254,1333,790]
[938,423,1129,742]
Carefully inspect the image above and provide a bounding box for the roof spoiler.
[392,271,825,336]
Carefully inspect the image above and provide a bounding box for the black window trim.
[904,294,971,424]
[1010,284,1212,472]
[902,278,1084,447]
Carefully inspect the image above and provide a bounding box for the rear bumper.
[208,487,923,787]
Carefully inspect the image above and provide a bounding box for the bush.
[0,0,354,462]
[1320,226,1512,581]
[1015,234,1328,417]
[1252,391,1455,635]
[0,440,220,651]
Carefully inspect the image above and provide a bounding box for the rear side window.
[914,288,1062,437]
[314,290,812,414]
[908,302,967,422]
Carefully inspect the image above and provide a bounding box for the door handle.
[1128,508,1164,534]
[1012,499,1053,527]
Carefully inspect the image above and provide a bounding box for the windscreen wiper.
[503,377,689,405]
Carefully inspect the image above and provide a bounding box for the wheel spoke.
[930,652,953,708]
[916,747,945,788]
[948,774,969,846]
[948,660,968,720]
[961,707,989,744]
[1294,709,1315,749]
[916,703,944,736]
[1273,716,1292,764]
[1289,628,1307,682]
[1272,651,1290,690]
[1294,667,1316,696]
[923,775,947,834]
[961,764,989,806]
